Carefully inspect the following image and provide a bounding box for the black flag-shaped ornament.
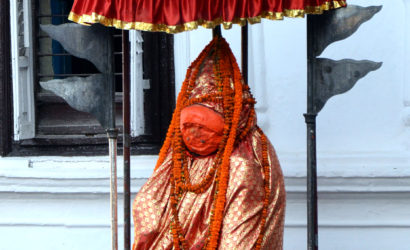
[39,23,115,130]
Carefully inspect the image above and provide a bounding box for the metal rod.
[38,53,72,56]
[108,129,119,250]
[306,14,319,250]
[108,29,118,250]
[212,25,222,38]
[304,113,318,250]
[241,23,248,85]
[37,14,68,17]
[38,73,124,77]
[38,73,94,77]
[122,30,131,250]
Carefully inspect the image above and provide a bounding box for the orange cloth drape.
[180,104,225,156]
[68,0,346,33]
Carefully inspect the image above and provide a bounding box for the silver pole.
[108,129,119,250]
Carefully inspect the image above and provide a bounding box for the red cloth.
[180,104,224,156]
[69,0,346,32]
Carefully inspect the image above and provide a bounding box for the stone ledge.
[0,151,409,193]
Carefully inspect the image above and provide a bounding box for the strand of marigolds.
[153,37,271,249]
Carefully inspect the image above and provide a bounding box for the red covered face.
[180,105,224,156]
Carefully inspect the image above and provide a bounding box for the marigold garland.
[255,126,272,250]
[153,37,271,249]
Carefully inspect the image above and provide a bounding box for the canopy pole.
[304,113,318,250]
[241,23,248,85]
[107,28,119,250]
[212,25,222,37]
[108,129,119,250]
[306,14,319,250]
[122,30,131,250]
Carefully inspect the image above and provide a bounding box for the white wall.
[0,156,155,250]
[1,0,410,249]
[175,0,407,154]
[1,154,410,250]
[173,0,410,249]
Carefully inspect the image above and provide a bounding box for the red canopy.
[68,0,346,33]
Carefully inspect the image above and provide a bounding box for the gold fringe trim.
[68,0,346,34]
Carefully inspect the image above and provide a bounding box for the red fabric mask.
[180,105,224,156]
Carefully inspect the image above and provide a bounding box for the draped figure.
[133,37,286,250]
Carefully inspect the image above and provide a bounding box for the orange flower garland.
[205,40,244,250]
[255,127,272,250]
[153,37,272,249]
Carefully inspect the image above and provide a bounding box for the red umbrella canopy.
[68,0,346,33]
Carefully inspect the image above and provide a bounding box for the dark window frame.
[0,0,175,157]
[0,0,13,156]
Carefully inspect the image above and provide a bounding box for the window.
[3,0,175,156]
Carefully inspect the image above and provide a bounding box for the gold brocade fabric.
[132,128,286,249]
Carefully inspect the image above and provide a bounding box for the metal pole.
[304,113,318,250]
[212,25,222,37]
[108,129,119,250]
[241,23,248,85]
[122,30,131,250]
[306,14,319,250]
[106,28,119,250]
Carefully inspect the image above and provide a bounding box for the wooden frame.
[0,0,13,156]
[142,32,175,142]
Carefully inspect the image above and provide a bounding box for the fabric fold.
[69,0,346,33]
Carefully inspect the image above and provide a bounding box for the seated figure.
[132,37,286,250]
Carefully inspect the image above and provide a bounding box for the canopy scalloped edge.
[68,0,346,34]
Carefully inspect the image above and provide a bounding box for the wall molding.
[1,151,410,194]
[1,152,410,250]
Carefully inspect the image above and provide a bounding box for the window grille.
[35,0,123,137]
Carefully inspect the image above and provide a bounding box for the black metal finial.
[213,25,222,38]
[241,23,248,85]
